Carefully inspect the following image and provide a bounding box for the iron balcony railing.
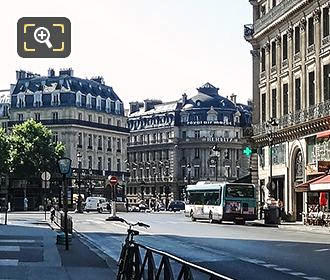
[253,100,330,136]
[254,0,304,35]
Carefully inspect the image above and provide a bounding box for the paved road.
[71,211,330,280]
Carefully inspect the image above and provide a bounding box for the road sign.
[41,171,51,181]
[109,176,118,185]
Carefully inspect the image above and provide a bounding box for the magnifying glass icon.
[34,27,53,49]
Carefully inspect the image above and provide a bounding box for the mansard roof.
[12,73,122,102]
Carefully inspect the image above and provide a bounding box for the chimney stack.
[182,93,187,104]
[230,93,237,105]
[48,68,55,77]
[129,102,140,114]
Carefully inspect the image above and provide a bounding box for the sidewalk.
[0,213,117,280]
[247,219,330,234]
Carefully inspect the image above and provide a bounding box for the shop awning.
[295,174,327,192]
[310,175,330,191]
[316,130,330,139]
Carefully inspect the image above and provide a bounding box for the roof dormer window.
[86,93,92,109]
[33,92,43,107]
[115,100,121,114]
[106,98,111,113]
[76,91,82,107]
[96,95,102,110]
[51,92,60,106]
[17,92,25,108]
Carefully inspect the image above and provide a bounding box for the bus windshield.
[225,184,254,198]
[187,190,221,205]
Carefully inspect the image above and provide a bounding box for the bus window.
[188,192,204,205]
[225,185,254,198]
[204,192,219,205]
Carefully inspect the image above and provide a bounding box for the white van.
[84,197,110,213]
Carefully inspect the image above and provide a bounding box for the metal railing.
[121,242,234,280]
[53,210,73,234]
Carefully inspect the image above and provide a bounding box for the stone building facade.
[245,0,330,220]
[127,83,252,207]
[2,69,129,210]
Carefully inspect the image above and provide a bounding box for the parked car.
[138,203,148,212]
[84,197,110,213]
[128,205,140,212]
[168,200,185,212]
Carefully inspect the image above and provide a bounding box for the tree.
[0,128,10,174]
[9,119,65,179]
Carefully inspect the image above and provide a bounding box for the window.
[272,0,276,8]
[52,112,58,121]
[282,34,288,61]
[52,132,58,143]
[283,83,289,115]
[107,137,112,151]
[224,130,229,138]
[96,96,102,110]
[117,159,121,171]
[261,93,266,122]
[88,156,92,169]
[33,92,42,107]
[182,131,187,139]
[194,167,200,179]
[194,148,200,158]
[146,134,150,144]
[17,93,25,108]
[309,71,315,106]
[98,116,102,124]
[76,91,82,107]
[295,77,301,111]
[271,41,276,66]
[86,94,92,108]
[88,134,92,149]
[78,113,82,120]
[78,132,82,148]
[117,138,121,152]
[146,152,150,161]
[106,98,111,113]
[165,150,169,160]
[51,92,60,106]
[98,136,102,150]
[98,157,102,171]
[108,118,112,125]
[18,113,24,121]
[295,26,300,54]
[308,17,314,46]
[152,151,156,161]
[194,130,200,138]
[324,7,330,38]
[117,120,121,127]
[158,151,163,160]
[88,115,92,122]
[261,48,266,72]
[324,64,330,101]
[159,133,163,142]
[272,88,277,118]
[107,158,111,171]
[34,113,40,121]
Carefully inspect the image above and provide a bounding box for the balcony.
[307,45,315,56]
[253,100,330,137]
[254,0,303,35]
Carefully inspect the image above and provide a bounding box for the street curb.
[246,222,279,228]
[73,229,118,272]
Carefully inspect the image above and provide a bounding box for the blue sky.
[0,0,253,106]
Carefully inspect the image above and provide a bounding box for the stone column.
[250,48,260,125]
[276,34,282,118]
[314,8,322,103]
[300,18,307,109]
[288,26,294,114]
[265,42,271,120]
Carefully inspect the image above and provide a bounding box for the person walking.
[23,197,28,211]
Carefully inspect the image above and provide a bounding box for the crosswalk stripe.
[0,240,36,243]
[0,259,18,266]
[0,246,20,252]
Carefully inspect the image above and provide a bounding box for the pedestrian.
[24,197,28,211]
[50,207,55,223]
[125,198,129,212]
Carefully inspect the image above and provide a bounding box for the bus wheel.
[235,219,245,225]
[209,212,214,224]
[190,211,196,222]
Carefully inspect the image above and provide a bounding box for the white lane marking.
[315,248,330,252]
[262,264,277,268]
[240,257,265,264]
[0,246,20,252]
[303,277,325,280]
[289,272,306,276]
[273,267,291,272]
[0,240,36,243]
[0,259,18,266]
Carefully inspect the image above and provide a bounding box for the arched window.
[17,92,26,108]
[294,150,303,181]
[76,91,82,107]
[115,100,121,113]
[33,92,42,107]
[96,95,102,110]
[106,98,111,113]
[86,93,92,108]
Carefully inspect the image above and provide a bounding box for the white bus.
[184,181,257,225]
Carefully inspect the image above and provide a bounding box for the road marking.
[315,248,330,252]
[0,246,20,252]
[273,267,291,272]
[0,240,36,243]
[303,277,325,280]
[240,257,265,264]
[289,272,306,276]
[0,259,18,266]
[262,264,277,268]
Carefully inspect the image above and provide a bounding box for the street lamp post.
[57,157,72,251]
[187,164,191,185]
[76,152,83,213]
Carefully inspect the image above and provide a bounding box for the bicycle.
[116,217,150,280]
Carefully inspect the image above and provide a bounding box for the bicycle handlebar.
[117,218,150,228]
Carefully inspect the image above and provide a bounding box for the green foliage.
[9,119,65,179]
[0,128,10,174]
